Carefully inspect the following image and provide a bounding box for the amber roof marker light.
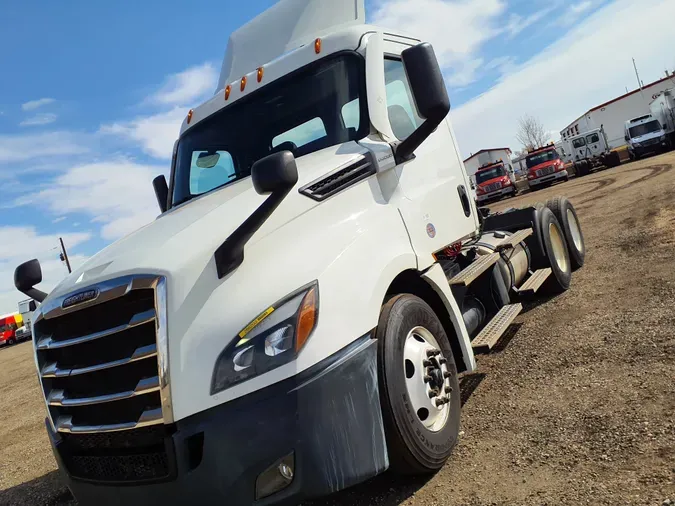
[314,38,322,54]
[225,85,231,100]
[186,109,193,124]
[241,76,247,92]
[257,67,264,83]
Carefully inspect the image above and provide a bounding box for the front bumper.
[48,336,387,506]
[529,169,568,187]
[476,185,516,202]
[632,141,668,157]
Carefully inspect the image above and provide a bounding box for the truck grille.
[536,166,555,177]
[33,275,173,483]
[484,182,502,193]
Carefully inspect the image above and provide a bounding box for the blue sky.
[2,0,675,313]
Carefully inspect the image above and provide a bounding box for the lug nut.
[423,375,432,383]
[445,386,453,394]
[439,357,447,364]
[443,371,452,379]
[434,396,450,407]
[423,360,432,367]
[426,349,441,357]
[428,389,439,398]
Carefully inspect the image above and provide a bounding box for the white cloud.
[20,113,57,127]
[373,0,507,88]
[100,107,185,159]
[451,0,675,156]
[17,159,164,240]
[559,0,596,26]
[21,98,56,111]
[52,217,66,223]
[0,227,90,314]
[0,131,88,164]
[505,5,556,38]
[149,63,218,106]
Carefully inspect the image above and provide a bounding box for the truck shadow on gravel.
[0,471,75,506]
[302,472,431,506]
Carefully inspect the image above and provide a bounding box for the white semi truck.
[13,1,586,504]
[560,126,621,177]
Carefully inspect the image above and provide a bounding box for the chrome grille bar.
[36,309,156,350]
[47,376,160,407]
[40,344,157,378]
[55,408,164,434]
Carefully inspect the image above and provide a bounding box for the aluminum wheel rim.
[403,326,451,433]
[566,208,583,252]
[549,222,569,273]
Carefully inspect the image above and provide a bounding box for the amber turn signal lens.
[240,76,247,92]
[225,85,231,100]
[314,38,321,54]
[186,109,193,124]
[257,67,264,83]
[295,287,317,352]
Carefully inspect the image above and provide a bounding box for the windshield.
[586,133,600,144]
[0,322,16,333]
[171,53,368,206]
[572,138,586,148]
[526,149,559,168]
[629,120,661,139]
[476,166,505,184]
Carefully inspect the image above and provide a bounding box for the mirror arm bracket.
[214,186,292,279]
[22,287,47,303]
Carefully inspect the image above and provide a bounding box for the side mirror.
[395,43,450,163]
[153,175,169,213]
[624,135,629,142]
[251,150,299,195]
[14,259,47,302]
[214,151,298,279]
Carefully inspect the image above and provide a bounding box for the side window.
[341,99,360,131]
[384,58,423,141]
[189,150,236,195]
[272,118,327,149]
[586,133,600,143]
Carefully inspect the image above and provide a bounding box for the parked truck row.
[12,1,588,505]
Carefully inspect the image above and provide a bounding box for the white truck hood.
[48,142,369,298]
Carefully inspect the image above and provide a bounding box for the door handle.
[457,185,471,217]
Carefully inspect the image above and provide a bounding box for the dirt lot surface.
[1,153,674,506]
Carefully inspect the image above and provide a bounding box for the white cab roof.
[216,0,365,93]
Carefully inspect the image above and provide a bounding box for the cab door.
[381,37,479,269]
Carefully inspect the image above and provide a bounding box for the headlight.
[211,282,318,394]
[633,142,641,147]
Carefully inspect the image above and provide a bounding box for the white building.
[463,148,513,185]
[561,75,675,148]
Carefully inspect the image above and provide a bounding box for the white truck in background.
[624,113,670,160]
[649,89,675,145]
[13,1,587,504]
[561,126,621,177]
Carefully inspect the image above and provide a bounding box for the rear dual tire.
[377,295,460,475]
[546,196,585,270]
[535,206,572,294]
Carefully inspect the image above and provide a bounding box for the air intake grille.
[299,154,375,201]
[33,275,172,483]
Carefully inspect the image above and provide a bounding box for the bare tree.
[515,115,549,150]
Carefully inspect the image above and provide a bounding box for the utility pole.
[633,58,643,90]
[59,237,72,274]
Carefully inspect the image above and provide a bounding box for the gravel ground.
[1,153,674,506]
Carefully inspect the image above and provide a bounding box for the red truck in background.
[474,159,517,204]
[525,143,569,191]
[0,313,20,347]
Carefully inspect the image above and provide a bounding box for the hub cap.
[566,208,583,252]
[403,326,452,432]
[548,222,569,273]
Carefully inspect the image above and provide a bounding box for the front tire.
[376,294,460,475]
